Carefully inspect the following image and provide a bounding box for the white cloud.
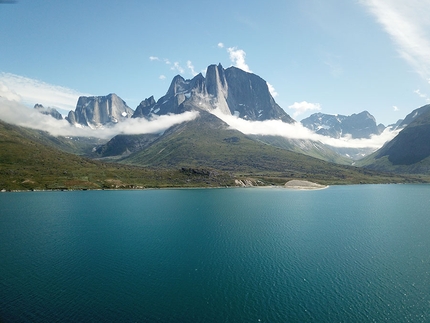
[187,60,198,76]
[227,47,251,72]
[149,56,160,61]
[393,105,399,111]
[0,98,199,139]
[171,62,185,74]
[414,89,430,102]
[0,97,397,152]
[267,82,278,98]
[164,59,171,65]
[0,72,90,114]
[359,0,430,81]
[159,75,166,80]
[224,46,278,98]
[0,82,21,101]
[211,108,399,149]
[288,101,321,118]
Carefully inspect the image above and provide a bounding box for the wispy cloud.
[393,105,400,111]
[0,98,199,139]
[288,101,321,118]
[211,108,398,149]
[187,60,198,76]
[150,56,199,77]
[223,45,278,98]
[227,47,251,73]
[323,54,343,77]
[171,62,185,74]
[0,72,89,113]
[414,89,430,102]
[359,0,430,81]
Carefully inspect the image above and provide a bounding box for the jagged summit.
[65,65,293,127]
[132,63,294,123]
[34,104,63,120]
[66,93,134,128]
[301,111,384,139]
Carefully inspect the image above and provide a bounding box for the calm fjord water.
[1,185,430,322]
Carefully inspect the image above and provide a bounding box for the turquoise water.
[0,185,430,322]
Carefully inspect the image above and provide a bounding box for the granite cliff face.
[132,64,294,123]
[301,111,384,139]
[66,93,134,128]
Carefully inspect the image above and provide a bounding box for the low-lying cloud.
[0,98,199,139]
[0,72,89,114]
[211,109,399,149]
[1,97,399,151]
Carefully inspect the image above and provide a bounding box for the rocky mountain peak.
[301,111,384,139]
[132,63,294,123]
[66,93,134,128]
[33,104,63,120]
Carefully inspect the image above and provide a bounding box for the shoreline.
[0,180,330,193]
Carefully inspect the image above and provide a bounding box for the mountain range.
[300,111,385,139]
[63,64,390,163]
[1,63,430,190]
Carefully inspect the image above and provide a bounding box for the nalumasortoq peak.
[66,64,294,128]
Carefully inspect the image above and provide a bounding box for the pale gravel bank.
[284,180,329,190]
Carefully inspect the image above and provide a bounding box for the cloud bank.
[0,97,398,154]
[0,98,199,139]
[0,72,89,114]
[211,109,399,149]
[359,0,430,81]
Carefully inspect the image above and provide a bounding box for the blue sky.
[1,0,430,126]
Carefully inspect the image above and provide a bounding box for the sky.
[1,0,430,128]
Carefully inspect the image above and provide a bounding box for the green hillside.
[357,106,430,175]
[0,120,235,190]
[119,112,419,185]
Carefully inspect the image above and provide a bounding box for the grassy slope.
[0,120,235,190]
[249,135,352,165]
[357,108,430,175]
[120,112,421,185]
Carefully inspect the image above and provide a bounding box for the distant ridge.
[301,111,384,139]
